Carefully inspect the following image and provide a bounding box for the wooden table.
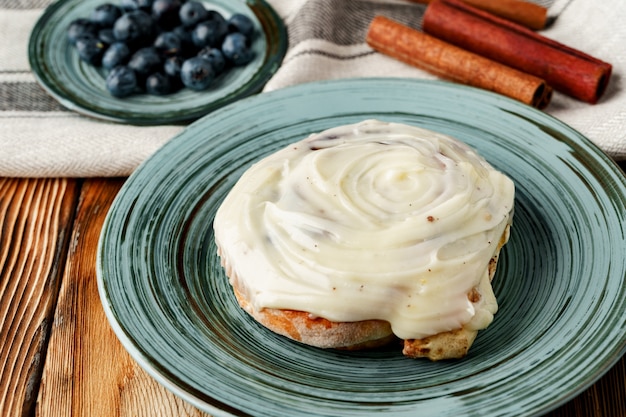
[1,174,625,417]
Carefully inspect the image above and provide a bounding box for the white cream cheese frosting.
[214,120,514,340]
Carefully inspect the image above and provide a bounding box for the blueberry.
[145,72,172,95]
[128,47,162,76]
[75,36,106,65]
[98,28,117,45]
[106,65,137,97]
[164,55,183,78]
[172,25,195,55]
[180,56,214,90]
[119,0,139,11]
[153,31,182,57]
[197,47,225,74]
[152,0,182,29]
[102,41,131,69]
[136,0,154,11]
[206,10,227,32]
[163,56,184,90]
[90,3,122,28]
[221,32,254,66]
[227,13,254,39]
[178,1,208,27]
[191,17,227,48]
[119,0,153,12]
[67,18,98,45]
[113,10,155,44]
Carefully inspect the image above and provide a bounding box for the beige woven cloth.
[0,0,624,177]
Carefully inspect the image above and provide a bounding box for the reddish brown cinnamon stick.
[366,16,552,108]
[422,0,612,103]
[409,0,547,30]
[463,0,547,30]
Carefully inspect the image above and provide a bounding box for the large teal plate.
[28,0,286,125]
[97,78,626,416]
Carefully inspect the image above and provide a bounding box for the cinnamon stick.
[366,15,552,108]
[422,0,612,103]
[408,0,547,30]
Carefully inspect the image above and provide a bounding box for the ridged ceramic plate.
[97,78,626,416]
[28,0,286,125]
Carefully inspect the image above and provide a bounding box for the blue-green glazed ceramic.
[97,78,626,417]
[28,0,287,125]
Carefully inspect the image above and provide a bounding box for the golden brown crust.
[402,328,478,361]
[218,224,511,360]
[233,288,396,349]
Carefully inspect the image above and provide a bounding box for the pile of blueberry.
[66,0,256,97]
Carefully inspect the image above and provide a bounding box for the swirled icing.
[214,120,514,340]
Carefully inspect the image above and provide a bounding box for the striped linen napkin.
[1,0,624,177]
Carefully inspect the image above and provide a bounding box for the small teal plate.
[28,0,286,125]
[97,78,626,416]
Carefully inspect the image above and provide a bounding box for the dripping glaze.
[214,120,514,340]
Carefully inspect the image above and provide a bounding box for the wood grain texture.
[36,178,211,417]
[0,178,79,417]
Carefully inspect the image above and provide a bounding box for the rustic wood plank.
[37,178,211,417]
[0,178,80,417]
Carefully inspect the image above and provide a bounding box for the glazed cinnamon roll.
[214,120,514,360]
